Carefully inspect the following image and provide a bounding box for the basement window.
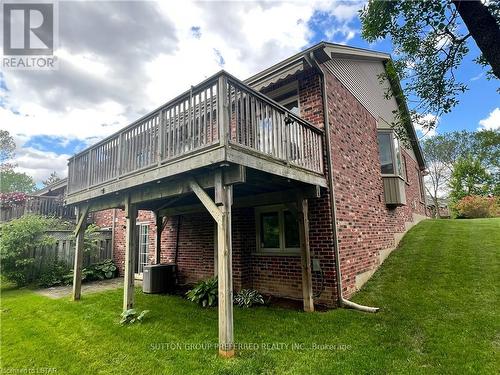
[256,205,300,254]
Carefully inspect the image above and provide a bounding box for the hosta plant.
[120,309,150,325]
[186,277,218,307]
[234,289,264,308]
[83,259,117,281]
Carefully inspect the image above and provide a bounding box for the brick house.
[63,42,428,356]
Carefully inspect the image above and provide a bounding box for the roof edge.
[244,41,390,86]
[383,62,426,170]
[33,177,68,196]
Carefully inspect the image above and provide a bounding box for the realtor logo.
[1,1,58,70]
[3,3,53,55]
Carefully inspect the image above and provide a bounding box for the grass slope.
[1,219,499,374]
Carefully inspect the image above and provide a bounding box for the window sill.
[381,174,405,181]
[252,251,301,257]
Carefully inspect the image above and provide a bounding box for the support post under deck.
[123,198,137,311]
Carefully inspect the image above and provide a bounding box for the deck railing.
[0,195,75,222]
[67,71,323,195]
[226,76,323,173]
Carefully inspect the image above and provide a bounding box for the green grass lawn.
[1,219,499,374]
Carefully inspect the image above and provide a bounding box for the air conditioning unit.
[142,263,176,294]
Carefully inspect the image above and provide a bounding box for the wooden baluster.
[209,86,214,144]
[203,88,208,146]
[188,89,193,151]
[217,75,229,146]
[165,108,170,160]
[158,110,164,165]
[175,105,180,157]
[86,151,92,189]
[117,133,123,177]
[185,99,189,152]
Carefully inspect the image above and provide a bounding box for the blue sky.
[0,1,498,185]
[306,9,500,135]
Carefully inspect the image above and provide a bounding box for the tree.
[0,169,36,193]
[449,156,492,204]
[360,1,500,134]
[0,215,56,286]
[472,130,500,195]
[0,129,16,168]
[42,171,61,187]
[0,129,37,193]
[422,130,499,217]
[422,131,471,217]
[422,135,455,217]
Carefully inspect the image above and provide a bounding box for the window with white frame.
[255,205,300,254]
[377,130,404,176]
[136,223,149,274]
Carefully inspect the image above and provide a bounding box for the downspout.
[174,215,182,265]
[309,52,379,313]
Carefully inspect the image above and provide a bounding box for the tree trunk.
[434,196,441,219]
[452,0,500,79]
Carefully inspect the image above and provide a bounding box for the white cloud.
[13,147,70,183]
[470,72,484,82]
[478,108,500,131]
[1,0,364,183]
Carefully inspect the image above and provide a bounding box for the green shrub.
[38,261,71,287]
[84,224,102,256]
[82,259,117,281]
[234,289,264,308]
[453,195,499,218]
[120,309,150,325]
[186,277,218,307]
[0,215,60,286]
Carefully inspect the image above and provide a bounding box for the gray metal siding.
[324,58,398,125]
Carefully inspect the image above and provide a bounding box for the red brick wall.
[92,209,156,275]
[323,66,428,298]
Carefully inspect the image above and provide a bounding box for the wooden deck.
[66,71,326,206]
[67,72,326,357]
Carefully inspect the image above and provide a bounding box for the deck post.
[187,172,234,357]
[72,205,89,301]
[297,196,314,312]
[123,197,137,311]
[215,173,234,357]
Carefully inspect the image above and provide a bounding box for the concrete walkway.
[34,277,140,299]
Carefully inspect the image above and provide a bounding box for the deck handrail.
[0,194,75,222]
[68,71,227,162]
[67,71,324,195]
